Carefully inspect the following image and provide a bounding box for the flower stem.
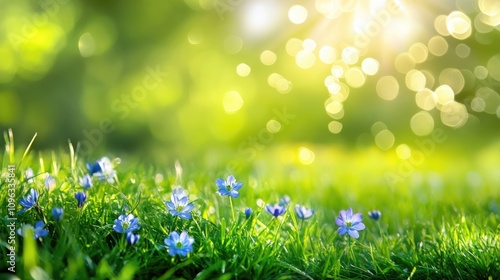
[347,235,351,269]
[229,197,235,222]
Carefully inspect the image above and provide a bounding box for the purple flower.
[87,157,116,183]
[126,232,140,245]
[265,203,286,217]
[368,210,382,221]
[113,214,140,233]
[166,193,194,220]
[44,175,56,190]
[215,175,243,198]
[79,174,93,189]
[18,221,49,239]
[52,207,64,221]
[19,188,38,214]
[172,187,188,199]
[245,207,252,218]
[295,205,314,220]
[75,192,87,208]
[279,195,291,206]
[164,231,194,257]
[336,208,365,239]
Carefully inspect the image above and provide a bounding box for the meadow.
[1,131,499,280]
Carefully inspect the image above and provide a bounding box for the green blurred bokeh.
[1,0,500,163]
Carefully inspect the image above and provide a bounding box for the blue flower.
[166,193,194,220]
[265,203,286,217]
[17,221,49,239]
[44,175,56,190]
[79,174,93,189]
[19,188,38,214]
[368,210,382,221]
[245,207,252,218]
[52,207,64,221]
[279,195,291,206]
[336,208,366,239]
[126,232,140,245]
[113,214,140,233]
[87,157,116,184]
[25,168,35,183]
[215,175,243,198]
[75,192,87,208]
[295,205,314,220]
[164,231,194,257]
[172,186,188,199]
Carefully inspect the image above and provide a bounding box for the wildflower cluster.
[113,214,141,245]
[17,157,117,241]
[16,155,379,272]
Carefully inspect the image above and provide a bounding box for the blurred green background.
[1,0,500,166]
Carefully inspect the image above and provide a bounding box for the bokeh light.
[288,5,308,25]
[1,0,499,164]
[376,76,399,101]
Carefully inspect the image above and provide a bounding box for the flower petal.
[233,182,243,191]
[183,203,194,212]
[346,208,353,219]
[165,201,175,210]
[351,213,363,223]
[352,222,366,231]
[179,212,191,220]
[339,210,347,222]
[227,175,236,185]
[215,178,225,188]
[347,229,359,239]
[34,221,45,229]
[338,226,347,235]
[229,191,240,198]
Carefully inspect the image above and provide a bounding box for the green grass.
[1,131,499,280]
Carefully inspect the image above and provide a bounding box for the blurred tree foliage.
[1,0,499,161]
